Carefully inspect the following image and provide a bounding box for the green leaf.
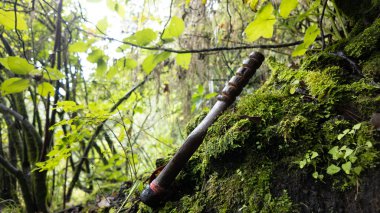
[0,57,34,75]
[162,16,185,40]
[0,58,10,70]
[0,9,28,30]
[292,43,308,57]
[96,17,108,33]
[37,82,55,97]
[69,41,89,53]
[312,171,318,179]
[366,141,373,148]
[343,148,353,159]
[303,24,320,45]
[353,166,363,175]
[328,146,340,160]
[348,155,357,163]
[244,4,276,42]
[142,52,171,74]
[124,28,157,46]
[96,58,108,77]
[341,162,352,174]
[327,164,341,175]
[118,58,137,70]
[176,53,192,69]
[1,78,30,95]
[310,151,319,159]
[249,0,259,11]
[337,133,345,140]
[57,101,83,112]
[289,87,296,94]
[292,24,320,57]
[87,49,104,63]
[106,66,118,79]
[299,159,306,169]
[43,67,65,80]
[352,123,361,130]
[279,0,298,18]
[204,92,217,100]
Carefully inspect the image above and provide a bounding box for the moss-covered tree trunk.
[137,17,380,213]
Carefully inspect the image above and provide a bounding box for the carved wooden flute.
[140,52,265,207]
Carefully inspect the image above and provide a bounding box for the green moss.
[184,110,208,135]
[344,18,380,58]
[163,163,295,212]
[205,117,252,158]
[362,52,380,81]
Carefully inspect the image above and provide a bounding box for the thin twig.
[160,0,174,40]
[77,28,304,53]
[320,0,328,50]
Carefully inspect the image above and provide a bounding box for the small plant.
[326,123,374,177]
[299,123,378,185]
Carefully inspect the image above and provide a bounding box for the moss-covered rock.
[134,18,380,213]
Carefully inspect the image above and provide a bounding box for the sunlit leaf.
[204,92,217,100]
[176,53,192,69]
[279,0,298,18]
[124,28,157,46]
[1,78,30,95]
[0,9,28,30]
[0,58,10,70]
[96,17,108,33]
[142,52,171,74]
[341,162,351,174]
[352,123,361,130]
[69,41,89,53]
[119,58,138,70]
[244,4,276,42]
[292,24,320,57]
[299,159,306,168]
[353,166,363,175]
[106,66,118,79]
[43,67,65,80]
[87,49,104,63]
[96,58,108,77]
[37,82,55,97]
[326,164,341,175]
[303,24,320,45]
[343,148,353,159]
[366,141,373,148]
[57,101,83,112]
[162,16,185,40]
[312,171,318,179]
[0,56,34,75]
[328,146,341,160]
[310,151,319,159]
[249,0,259,11]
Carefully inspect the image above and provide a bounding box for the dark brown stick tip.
[249,52,265,63]
[140,180,169,207]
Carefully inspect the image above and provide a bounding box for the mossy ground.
[123,18,380,213]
